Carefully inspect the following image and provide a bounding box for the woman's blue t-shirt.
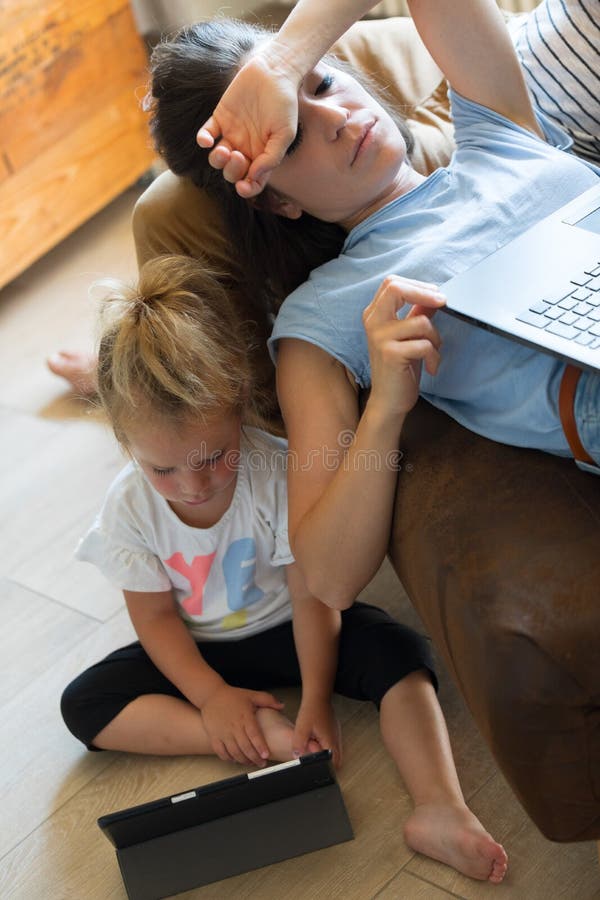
[269,91,600,455]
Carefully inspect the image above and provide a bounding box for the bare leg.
[46,350,98,396]
[380,671,508,884]
[92,694,296,762]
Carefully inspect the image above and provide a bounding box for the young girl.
[61,254,508,882]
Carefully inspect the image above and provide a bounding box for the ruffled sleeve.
[74,464,171,593]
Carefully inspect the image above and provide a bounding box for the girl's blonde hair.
[96,255,277,444]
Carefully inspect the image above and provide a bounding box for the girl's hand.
[363,275,446,420]
[293,698,342,767]
[200,684,284,766]
[197,46,301,199]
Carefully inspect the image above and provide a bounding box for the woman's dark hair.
[148,18,414,308]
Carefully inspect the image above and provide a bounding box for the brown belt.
[558,364,596,466]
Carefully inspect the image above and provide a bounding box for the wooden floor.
[0,186,598,900]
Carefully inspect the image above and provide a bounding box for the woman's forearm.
[267,0,383,81]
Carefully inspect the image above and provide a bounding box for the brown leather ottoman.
[389,398,600,841]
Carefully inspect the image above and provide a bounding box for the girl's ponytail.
[96,255,277,444]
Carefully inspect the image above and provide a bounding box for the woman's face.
[266,62,410,229]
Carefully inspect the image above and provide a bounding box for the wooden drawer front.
[0,1,156,287]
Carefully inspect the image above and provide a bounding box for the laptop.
[98,750,353,899]
[441,182,600,373]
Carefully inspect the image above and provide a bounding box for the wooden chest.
[0,0,156,288]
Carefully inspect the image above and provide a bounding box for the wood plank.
[0,186,141,415]
[0,150,10,184]
[405,772,600,898]
[0,407,62,463]
[377,872,457,898]
[0,577,98,705]
[0,6,150,172]
[8,509,126,621]
[0,0,127,84]
[0,607,136,862]
[0,414,125,619]
[0,86,155,287]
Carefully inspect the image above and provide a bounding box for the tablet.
[98,750,353,898]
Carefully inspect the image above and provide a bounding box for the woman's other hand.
[363,275,446,419]
[197,47,302,199]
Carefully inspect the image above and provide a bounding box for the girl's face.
[126,411,242,528]
[265,62,413,229]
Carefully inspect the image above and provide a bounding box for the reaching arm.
[286,563,342,765]
[124,589,284,765]
[277,277,444,609]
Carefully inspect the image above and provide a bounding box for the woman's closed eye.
[315,73,334,96]
[286,73,335,156]
[153,467,175,477]
[286,122,304,156]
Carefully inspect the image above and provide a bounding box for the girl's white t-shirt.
[75,428,294,641]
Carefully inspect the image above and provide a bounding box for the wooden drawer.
[0,0,156,288]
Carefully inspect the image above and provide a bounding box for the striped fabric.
[510,0,600,163]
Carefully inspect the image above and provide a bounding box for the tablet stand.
[115,781,353,899]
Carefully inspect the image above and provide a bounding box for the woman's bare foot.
[403,802,508,884]
[46,350,98,396]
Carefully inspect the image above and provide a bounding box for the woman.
[144,0,600,609]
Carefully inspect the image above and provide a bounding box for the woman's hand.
[293,697,342,767]
[195,0,391,196]
[197,47,302,199]
[363,275,446,420]
[200,684,284,766]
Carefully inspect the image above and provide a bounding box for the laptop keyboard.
[516,261,600,349]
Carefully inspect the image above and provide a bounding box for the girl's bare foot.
[403,802,508,884]
[255,708,320,763]
[46,350,98,396]
[255,708,296,762]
